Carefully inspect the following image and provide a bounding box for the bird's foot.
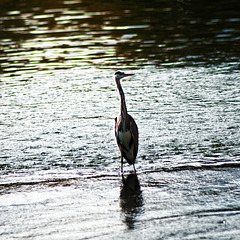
[133,164,137,175]
[119,166,124,176]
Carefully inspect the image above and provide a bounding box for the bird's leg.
[133,164,136,175]
[121,153,124,175]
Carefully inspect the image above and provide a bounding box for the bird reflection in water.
[120,173,143,230]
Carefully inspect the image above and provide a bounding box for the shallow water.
[1,0,240,239]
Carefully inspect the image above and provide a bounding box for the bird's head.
[114,70,134,81]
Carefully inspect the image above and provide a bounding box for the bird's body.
[114,70,138,173]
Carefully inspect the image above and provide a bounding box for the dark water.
[1,0,240,239]
[1,0,240,76]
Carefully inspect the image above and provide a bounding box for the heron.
[114,70,139,174]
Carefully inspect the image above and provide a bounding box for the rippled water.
[1,0,240,76]
[1,0,240,239]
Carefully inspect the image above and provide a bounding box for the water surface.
[1,0,240,76]
[1,0,240,239]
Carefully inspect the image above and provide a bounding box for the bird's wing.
[129,116,139,158]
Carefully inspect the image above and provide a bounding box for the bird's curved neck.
[116,78,127,119]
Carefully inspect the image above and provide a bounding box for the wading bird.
[114,70,139,174]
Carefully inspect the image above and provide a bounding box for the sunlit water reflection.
[1,0,240,239]
[1,0,240,76]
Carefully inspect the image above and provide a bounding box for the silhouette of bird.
[114,70,138,174]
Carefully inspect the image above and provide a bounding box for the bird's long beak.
[124,73,135,77]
